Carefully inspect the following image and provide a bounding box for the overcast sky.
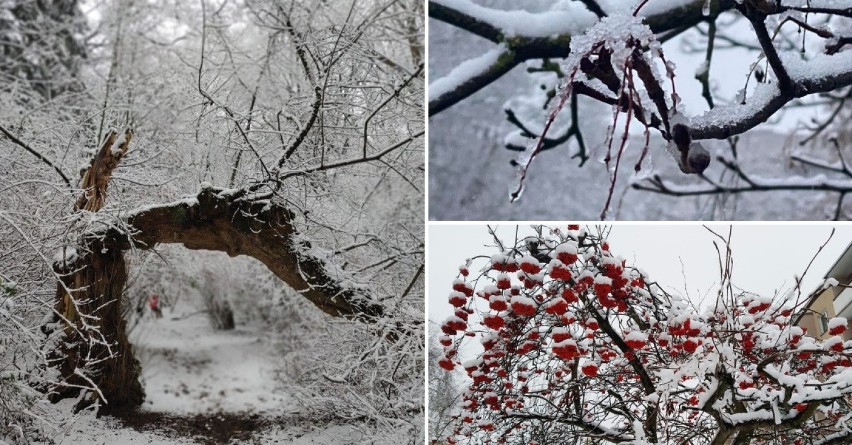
[428,224,852,325]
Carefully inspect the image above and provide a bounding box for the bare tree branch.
[0,124,72,188]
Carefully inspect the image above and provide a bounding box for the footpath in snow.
[131,297,289,416]
[56,295,373,445]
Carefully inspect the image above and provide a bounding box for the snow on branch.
[431,0,852,219]
[430,0,597,39]
[428,44,511,109]
[428,0,736,115]
[634,138,852,220]
[684,50,852,141]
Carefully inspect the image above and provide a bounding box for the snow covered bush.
[0,237,84,444]
[275,263,425,441]
[436,225,852,444]
[0,279,38,444]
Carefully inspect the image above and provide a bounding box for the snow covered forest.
[430,225,852,445]
[428,0,852,220]
[0,0,424,443]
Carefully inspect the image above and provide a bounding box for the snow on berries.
[489,294,508,311]
[510,295,537,317]
[438,357,454,371]
[789,326,804,346]
[828,317,847,336]
[581,362,598,377]
[551,327,572,343]
[549,260,573,281]
[585,317,599,331]
[452,278,474,297]
[824,335,845,352]
[436,226,852,445]
[448,291,467,308]
[477,420,495,432]
[624,331,648,350]
[593,275,612,298]
[518,255,542,274]
[598,348,618,362]
[496,273,511,290]
[744,295,772,314]
[551,242,579,265]
[552,339,580,360]
[462,358,482,374]
[483,391,498,406]
[600,256,623,279]
[491,254,518,272]
[544,297,569,315]
[442,316,467,335]
[483,313,505,330]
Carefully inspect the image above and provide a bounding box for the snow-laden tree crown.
[437,225,851,445]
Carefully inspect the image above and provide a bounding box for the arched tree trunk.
[51,185,385,413]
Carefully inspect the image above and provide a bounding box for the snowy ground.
[52,294,396,445]
[131,299,290,416]
[59,413,385,445]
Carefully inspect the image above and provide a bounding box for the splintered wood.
[75,128,132,212]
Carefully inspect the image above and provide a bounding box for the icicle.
[509,178,525,203]
[702,0,712,17]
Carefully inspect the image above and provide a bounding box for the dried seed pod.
[672,123,691,151]
[687,143,711,174]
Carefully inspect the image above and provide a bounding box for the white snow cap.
[828,317,847,331]
[553,242,578,255]
[625,331,648,342]
[462,358,483,369]
[822,278,839,289]
[511,295,536,307]
[519,255,540,266]
[594,275,612,285]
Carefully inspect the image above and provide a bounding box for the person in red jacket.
[148,294,163,319]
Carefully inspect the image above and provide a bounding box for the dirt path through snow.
[130,297,290,415]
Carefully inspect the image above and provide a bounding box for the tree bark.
[51,244,144,413]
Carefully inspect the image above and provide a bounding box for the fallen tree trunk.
[51,185,385,413]
[112,186,384,319]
